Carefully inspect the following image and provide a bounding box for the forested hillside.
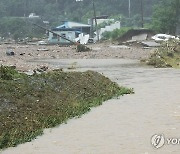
[0,0,158,23]
[0,0,179,39]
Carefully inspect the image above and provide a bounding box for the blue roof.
[56,21,91,29]
[56,22,69,29]
[52,27,81,34]
[52,28,76,31]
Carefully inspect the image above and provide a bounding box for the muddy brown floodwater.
[1,59,180,154]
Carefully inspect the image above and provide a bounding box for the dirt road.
[1,59,180,154]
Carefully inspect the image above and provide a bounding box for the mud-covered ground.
[0,42,153,71]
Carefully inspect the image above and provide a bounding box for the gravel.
[0,42,154,71]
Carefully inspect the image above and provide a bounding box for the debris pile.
[117,29,154,43]
[76,44,91,52]
[144,40,180,68]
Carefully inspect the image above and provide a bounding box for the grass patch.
[102,27,131,41]
[0,66,133,149]
[145,40,180,68]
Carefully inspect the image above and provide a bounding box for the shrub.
[102,27,131,40]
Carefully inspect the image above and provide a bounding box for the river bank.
[0,65,133,149]
[144,40,180,68]
[1,59,180,154]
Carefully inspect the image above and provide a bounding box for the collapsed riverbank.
[143,40,180,68]
[0,66,133,149]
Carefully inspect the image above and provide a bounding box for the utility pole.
[93,0,99,41]
[76,0,83,22]
[128,0,131,18]
[24,0,28,17]
[140,0,144,28]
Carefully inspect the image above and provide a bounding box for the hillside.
[0,0,158,24]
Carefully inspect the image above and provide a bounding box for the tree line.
[0,0,158,21]
[0,0,179,40]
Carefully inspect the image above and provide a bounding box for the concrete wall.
[98,21,121,40]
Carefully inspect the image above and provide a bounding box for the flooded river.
[2,59,180,154]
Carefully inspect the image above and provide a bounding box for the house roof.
[56,21,91,29]
[52,28,77,31]
[52,28,81,34]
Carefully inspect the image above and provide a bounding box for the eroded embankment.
[0,66,133,149]
[144,40,180,68]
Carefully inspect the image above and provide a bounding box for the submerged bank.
[0,66,133,149]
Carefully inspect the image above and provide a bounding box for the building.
[28,13,40,18]
[176,18,180,35]
[48,21,91,44]
[48,28,79,44]
[57,21,91,34]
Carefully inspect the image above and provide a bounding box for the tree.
[0,0,161,39]
[151,0,180,34]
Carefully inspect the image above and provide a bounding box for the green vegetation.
[76,44,91,52]
[102,27,131,41]
[97,21,114,30]
[0,66,133,149]
[145,40,180,68]
[0,0,159,39]
[151,0,180,34]
[0,0,178,41]
[0,17,45,41]
[120,14,142,28]
[0,0,157,22]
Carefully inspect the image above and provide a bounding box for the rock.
[109,45,130,49]
[141,41,161,47]
[37,48,49,51]
[20,53,25,56]
[51,55,56,59]
[132,33,148,41]
[76,44,91,52]
[53,68,63,72]
[6,49,15,56]
[24,70,34,76]
[9,65,16,69]
[36,66,48,72]
[166,64,172,67]
[167,52,174,58]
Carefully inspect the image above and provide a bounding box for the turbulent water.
[2,59,180,154]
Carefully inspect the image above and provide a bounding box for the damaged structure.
[48,18,121,44]
[88,15,121,40]
[48,21,91,44]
